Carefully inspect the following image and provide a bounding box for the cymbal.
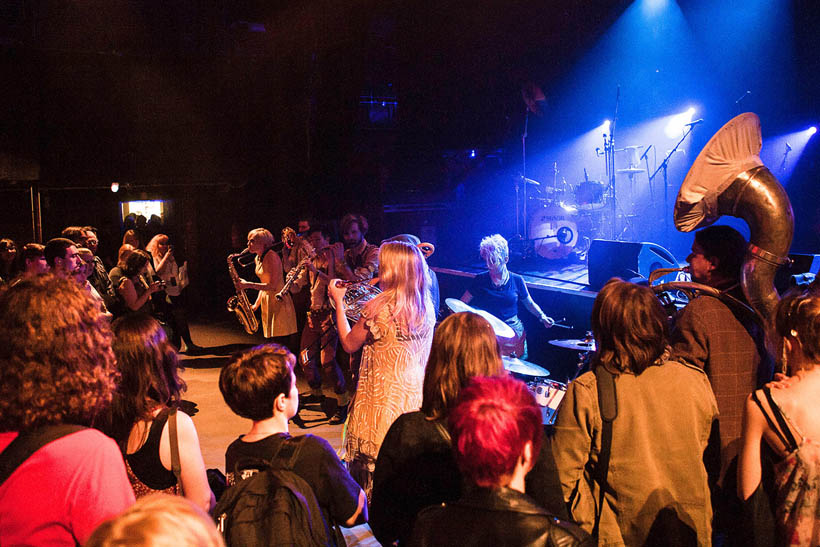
[503,356,550,377]
[623,145,645,150]
[445,298,516,339]
[548,338,597,352]
[616,167,646,174]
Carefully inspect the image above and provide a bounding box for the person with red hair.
[409,376,589,546]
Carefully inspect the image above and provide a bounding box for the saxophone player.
[237,228,297,349]
[297,224,348,424]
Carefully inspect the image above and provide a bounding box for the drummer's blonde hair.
[479,234,509,266]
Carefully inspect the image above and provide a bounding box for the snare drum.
[529,379,567,425]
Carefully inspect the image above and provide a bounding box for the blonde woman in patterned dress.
[329,241,435,498]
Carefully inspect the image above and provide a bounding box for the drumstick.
[550,318,572,329]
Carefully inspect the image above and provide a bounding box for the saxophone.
[226,248,259,334]
[276,244,316,301]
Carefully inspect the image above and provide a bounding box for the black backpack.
[214,435,337,547]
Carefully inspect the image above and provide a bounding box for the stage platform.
[433,258,593,295]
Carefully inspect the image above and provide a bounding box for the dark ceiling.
[0,0,636,187]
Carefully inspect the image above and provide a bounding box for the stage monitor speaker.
[774,253,820,293]
[588,239,679,291]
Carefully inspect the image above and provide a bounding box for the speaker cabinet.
[588,239,679,291]
[775,253,820,293]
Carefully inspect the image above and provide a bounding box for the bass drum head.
[529,204,579,259]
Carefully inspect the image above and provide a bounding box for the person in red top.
[0,275,135,546]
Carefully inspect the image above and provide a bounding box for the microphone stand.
[780,144,792,173]
[608,86,620,240]
[734,90,751,114]
[650,124,696,247]
[517,110,529,242]
[641,145,654,203]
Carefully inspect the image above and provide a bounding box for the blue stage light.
[809,127,817,136]
[664,108,695,138]
[470,149,477,158]
[640,0,670,18]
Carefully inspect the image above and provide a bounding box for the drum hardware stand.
[649,123,697,248]
[570,331,595,382]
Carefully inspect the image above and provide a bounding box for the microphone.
[785,142,793,152]
[735,90,751,104]
[683,119,704,127]
[640,144,652,161]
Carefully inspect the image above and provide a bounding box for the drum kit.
[522,142,653,259]
[444,298,599,425]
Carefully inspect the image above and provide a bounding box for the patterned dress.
[344,303,435,497]
[753,387,820,546]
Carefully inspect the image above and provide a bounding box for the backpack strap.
[0,424,86,486]
[277,435,305,471]
[593,365,618,539]
[168,408,183,494]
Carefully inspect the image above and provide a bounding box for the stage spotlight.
[640,0,670,18]
[664,108,695,138]
[809,127,817,136]
[470,149,476,158]
[111,182,120,193]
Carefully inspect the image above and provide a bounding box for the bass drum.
[529,204,579,259]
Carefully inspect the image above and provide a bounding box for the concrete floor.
[179,318,378,546]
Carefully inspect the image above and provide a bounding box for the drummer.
[460,234,554,359]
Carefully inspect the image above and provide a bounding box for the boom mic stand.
[780,143,792,173]
[517,110,529,241]
[650,123,697,247]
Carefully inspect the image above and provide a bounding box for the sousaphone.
[661,112,794,323]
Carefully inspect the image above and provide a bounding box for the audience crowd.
[1,217,818,547]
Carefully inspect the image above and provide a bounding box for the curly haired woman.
[0,275,135,545]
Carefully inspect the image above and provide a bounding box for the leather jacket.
[409,486,592,547]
